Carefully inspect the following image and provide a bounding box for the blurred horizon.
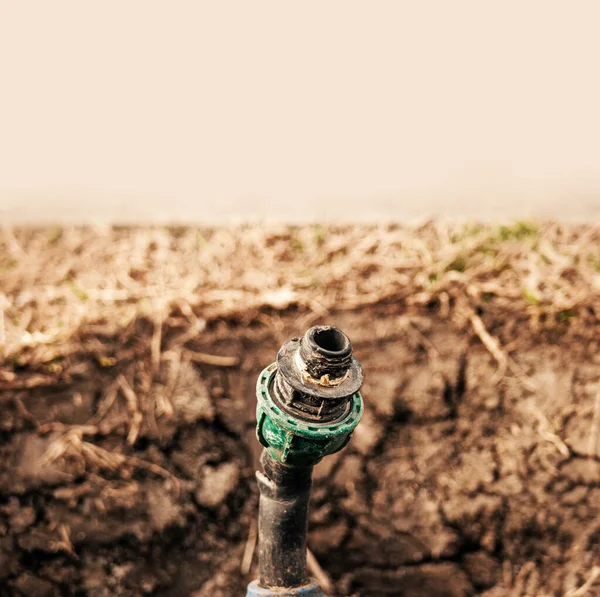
[1,1,600,224]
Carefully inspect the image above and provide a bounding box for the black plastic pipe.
[257,451,313,588]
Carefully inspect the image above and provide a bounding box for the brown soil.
[1,224,600,596]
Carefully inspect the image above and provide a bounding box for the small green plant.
[522,287,540,305]
[499,221,538,241]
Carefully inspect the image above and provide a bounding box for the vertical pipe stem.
[257,450,313,588]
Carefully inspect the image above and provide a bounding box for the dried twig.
[186,350,239,367]
[564,566,600,597]
[13,396,39,427]
[49,523,78,560]
[528,403,570,458]
[117,375,143,445]
[0,374,62,391]
[469,312,506,373]
[88,381,119,425]
[587,388,600,458]
[240,521,257,575]
[511,560,536,597]
[150,315,163,376]
[469,311,537,392]
[0,294,8,360]
[43,427,180,494]
[307,548,334,595]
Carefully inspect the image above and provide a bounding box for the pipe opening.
[311,327,349,355]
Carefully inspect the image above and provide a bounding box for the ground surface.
[1,223,599,596]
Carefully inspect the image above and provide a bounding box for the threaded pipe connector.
[255,325,364,466]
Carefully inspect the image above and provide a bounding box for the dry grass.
[40,424,180,494]
[1,221,598,366]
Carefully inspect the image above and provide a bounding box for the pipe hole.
[313,328,348,353]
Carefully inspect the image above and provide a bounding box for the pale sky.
[1,1,599,223]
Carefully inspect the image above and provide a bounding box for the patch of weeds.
[499,221,538,241]
[428,272,439,285]
[482,293,493,303]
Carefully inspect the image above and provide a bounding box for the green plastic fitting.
[255,325,364,467]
